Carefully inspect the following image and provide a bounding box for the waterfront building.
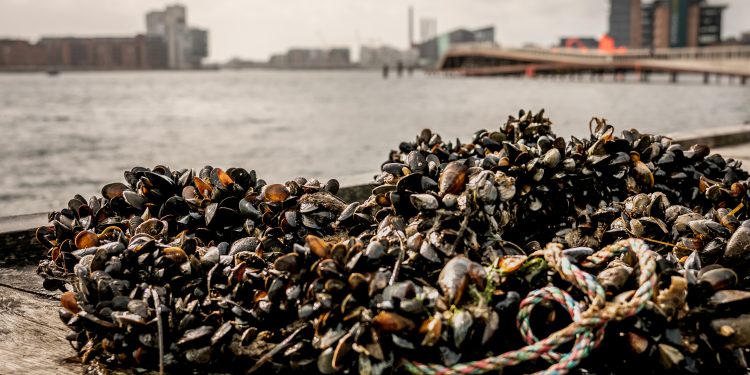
[609,0,642,48]
[698,5,725,46]
[224,58,267,69]
[328,48,351,67]
[472,27,495,44]
[146,4,207,69]
[641,3,654,48]
[268,48,353,69]
[0,39,46,68]
[37,37,149,69]
[650,0,725,48]
[286,49,315,67]
[268,53,287,67]
[0,35,169,70]
[146,5,187,68]
[146,11,166,37]
[188,28,209,67]
[359,45,418,69]
[652,1,671,48]
[0,4,205,70]
[416,26,495,67]
[143,35,168,69]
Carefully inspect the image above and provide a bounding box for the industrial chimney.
[408,6,414,48]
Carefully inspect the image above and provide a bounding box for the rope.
[403,238,657,375]
[516,286,586,363]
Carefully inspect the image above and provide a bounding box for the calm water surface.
[1,70,749,216]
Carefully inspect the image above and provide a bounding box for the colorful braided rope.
[403,238,657,375]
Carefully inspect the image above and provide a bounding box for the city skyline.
[0,0,748,62]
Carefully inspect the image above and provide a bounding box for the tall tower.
[164,5,188,69]
[144,4,207,69]
[408,6,414,48]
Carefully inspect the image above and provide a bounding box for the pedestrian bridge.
[436,45,750,83]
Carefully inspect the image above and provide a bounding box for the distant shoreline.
[0,65,424,73]
[0,67,216,73]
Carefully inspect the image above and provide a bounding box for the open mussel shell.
[35,226,56,248]
[101,182,129,200]
[264,183,290,203]
[193,176,213,199]
[210,167,234,188]
[74,230,99,249]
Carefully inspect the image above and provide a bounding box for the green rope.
[404,238,657,375]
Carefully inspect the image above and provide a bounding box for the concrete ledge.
[669,124,750,148]
[335,182,377,204]
[0,213,48,267]
[0,213,48,234]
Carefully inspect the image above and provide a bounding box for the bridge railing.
[614,45,750,61]
[447,44,750,62]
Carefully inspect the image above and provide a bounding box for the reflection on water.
[1,70,749,215]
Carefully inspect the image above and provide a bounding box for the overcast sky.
[1,0,747,62]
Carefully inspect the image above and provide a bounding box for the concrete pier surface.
[668,124,750,149]
[712,143,750,166]
[668,124,750,165]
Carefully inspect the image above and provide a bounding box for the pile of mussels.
[37,110,750,374]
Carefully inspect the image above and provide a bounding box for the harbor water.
[1,69,749,216]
